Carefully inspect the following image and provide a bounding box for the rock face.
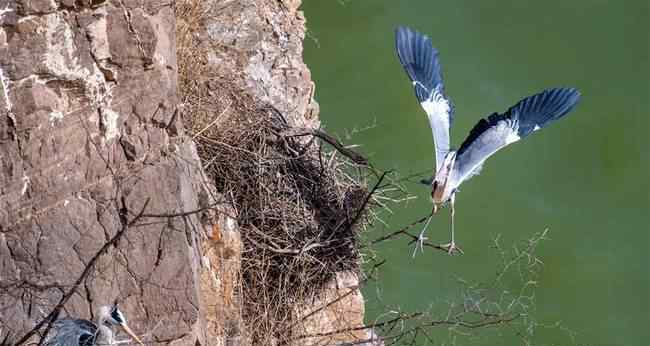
[0,0,207,344]
[0,0,371,344]
[292,271,369,346]
[200,0,319,129]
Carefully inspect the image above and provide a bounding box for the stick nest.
[195,99,370,343]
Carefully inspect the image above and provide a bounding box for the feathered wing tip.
[510,87,581,138]
[394,26,443,103]
[458,87,581,156]
[454,87,581,183]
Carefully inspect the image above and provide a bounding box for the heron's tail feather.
[512,87,581,138]
[395,26,443,103]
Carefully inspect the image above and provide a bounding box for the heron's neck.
[435,151,457,180]
[432,151,458,203]
[95,324,114,345]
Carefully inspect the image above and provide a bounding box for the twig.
[290,312,423,341]
[138,202,229,219]
[15,199,151,346]
[291,311,520,343]
[192,101,232,139]
[282,128,368,166]
[339,171,387,234]
[368,214,453,253]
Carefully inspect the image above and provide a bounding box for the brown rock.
[17,0,58,15]
[292,271,376,346]
[0,1,208,344]
[202,0,319,129]
[200,207,243,346]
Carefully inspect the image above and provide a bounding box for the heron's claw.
[439,242,464,255]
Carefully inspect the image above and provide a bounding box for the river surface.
[302,1,648,345]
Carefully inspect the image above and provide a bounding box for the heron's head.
[98,304,144,345]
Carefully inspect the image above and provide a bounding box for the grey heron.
[45,304,143,345]
[394,26,581,255]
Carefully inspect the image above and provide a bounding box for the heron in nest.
[395,26,581,255]
[45,304,143,345]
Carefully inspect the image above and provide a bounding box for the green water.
[302,1,649,345]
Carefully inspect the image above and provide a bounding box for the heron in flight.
[45,304,143,345]
[394,26,581,255]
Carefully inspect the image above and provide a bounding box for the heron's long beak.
[119,323,144,345]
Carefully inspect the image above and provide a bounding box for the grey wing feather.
[45,319,97,346]
[450,88,581,188]
[395,26,453,172]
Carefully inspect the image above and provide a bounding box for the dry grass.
[176,0,228,136]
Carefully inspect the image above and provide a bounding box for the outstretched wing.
[450,87,581,188]
[395,26,453,173]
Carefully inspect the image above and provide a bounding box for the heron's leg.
[450,194,455,245]
[441,194,463,254]
[412,214,433,258]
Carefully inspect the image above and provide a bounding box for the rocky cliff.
[1,0,208,344]
[0,0,375,345]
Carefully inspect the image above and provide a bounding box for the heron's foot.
[439,241,464,255]
[411,231,428,258]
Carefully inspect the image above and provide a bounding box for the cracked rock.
[0,1,207,344]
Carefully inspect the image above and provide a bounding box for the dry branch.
[15,199,151,346]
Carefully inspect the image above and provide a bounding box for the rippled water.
[303,1,648,345]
